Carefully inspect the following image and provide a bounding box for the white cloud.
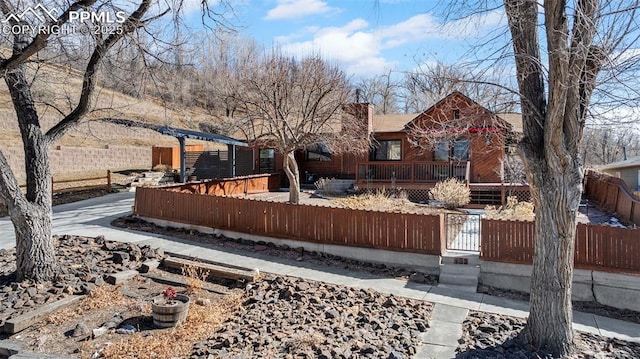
[275,9,507,76]
[278,19,395,75]
[265,0,337,20]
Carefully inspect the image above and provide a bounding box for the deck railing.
[356,161,470,184]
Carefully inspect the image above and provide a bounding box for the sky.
[186,0,510,79]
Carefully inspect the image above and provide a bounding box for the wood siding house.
[249,92,524,203]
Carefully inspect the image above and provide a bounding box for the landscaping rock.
[457,311,640,358]
[190,275,432,358]
[71,323,90,338]
[0,235,166,332]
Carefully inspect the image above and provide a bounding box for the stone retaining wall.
[480,260,640,312]
[4,145,151,182]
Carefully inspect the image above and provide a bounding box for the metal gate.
[445,213,481,251]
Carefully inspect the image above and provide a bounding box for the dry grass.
[45,285,135,325]
[181,262,210,296]
[98,293,243,359]
[0,62,223,149]
[484,196,535,221]
[332,189,441,215]
[430,178,471,209]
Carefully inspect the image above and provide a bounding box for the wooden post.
[107,170,112,192]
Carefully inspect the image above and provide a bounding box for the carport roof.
[102,118,248,147]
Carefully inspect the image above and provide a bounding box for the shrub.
[152,164,172,172]
[484,196,534,220]
[313,177,335,193]
[430,178,470,209]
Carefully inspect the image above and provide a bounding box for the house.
[598,156,640,193]
[249,92,525,204]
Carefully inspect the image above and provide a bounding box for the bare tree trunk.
[283,151,301,204]
[1,68,58,282]
[519,159,582,355]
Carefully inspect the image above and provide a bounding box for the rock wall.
[3,145,151,183]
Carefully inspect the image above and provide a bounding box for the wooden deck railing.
[481,219,640,274]
[356,161,470,184]
[134,186,444,255]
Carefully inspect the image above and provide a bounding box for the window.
[305,142,332,161]
[371,140,401,161]
[452,139,470,161]
[258,149,276,173]
[434,141,449,161]
[453,109,460,119]
[433,139,470,161]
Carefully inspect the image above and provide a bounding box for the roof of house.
[372,93,521,134]
[496,113,523,133]
[599,156,640,170]
[372,113,418,132]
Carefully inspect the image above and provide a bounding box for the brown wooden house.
[248,92,524,203]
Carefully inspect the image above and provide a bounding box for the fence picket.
[134,186,443,255]
[481,219,640,274]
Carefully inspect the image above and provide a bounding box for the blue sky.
[188,0,509,78]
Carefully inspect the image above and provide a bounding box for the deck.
[355,161,470,184]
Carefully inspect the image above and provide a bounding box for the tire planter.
[151,294,190,328]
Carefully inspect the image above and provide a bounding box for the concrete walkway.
[1,192,640,358]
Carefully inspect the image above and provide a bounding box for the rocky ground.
[0,235,165,331]
[112,215,439,286]
[457,311,640,359]
[191,274,432,358]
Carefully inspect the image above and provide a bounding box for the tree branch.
[45,0,153,143]
[0,0,99,72]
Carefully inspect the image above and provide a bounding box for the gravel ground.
[0,235,164,331]
[191,274,432,358]
[457,311,640,358]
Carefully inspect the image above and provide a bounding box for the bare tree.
[355,69,401,114]
[406,0,640,355]
[0,0,231,282]
[582,126,640,166]
[401,61,516,113]
[503,0,640,355]
[232,51,370,203]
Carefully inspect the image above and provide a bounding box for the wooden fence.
[481,219,640,274]
[584,170,640,226]
[20,170,112,194]
[159,174,280,196]
[134,186,444,255]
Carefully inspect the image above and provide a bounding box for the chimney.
[623,146,627,161]
[343,103,373,135]
[355,88,362,103]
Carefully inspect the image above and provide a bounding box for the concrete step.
[439,272,479,287]
[441,250,480,265]
[436,283,478,293]
[439,264,480,276]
